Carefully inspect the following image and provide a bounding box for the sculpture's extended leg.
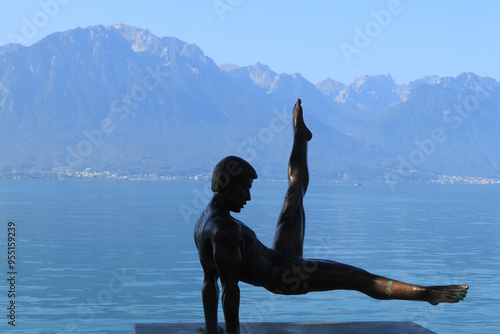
[272,99,312,257]
[270,258,469,305]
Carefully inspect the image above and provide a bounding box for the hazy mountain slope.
[0,24,388,179]
[1,24,499,180]
[353,81,500,177]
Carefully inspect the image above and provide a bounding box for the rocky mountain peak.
[351,74,395,92]
[110,23,156,52]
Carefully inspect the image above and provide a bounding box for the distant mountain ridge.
[0,24,499,181]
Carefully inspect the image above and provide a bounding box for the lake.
[0,179,499,333]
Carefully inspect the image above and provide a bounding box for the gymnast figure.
[194,99,468,334]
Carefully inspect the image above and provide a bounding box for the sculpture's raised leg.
[272,99,312,258]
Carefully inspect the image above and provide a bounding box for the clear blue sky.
[1,0,499,85]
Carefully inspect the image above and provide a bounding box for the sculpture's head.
[212,156,258,212]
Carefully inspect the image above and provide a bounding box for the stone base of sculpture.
[132,321,437,334]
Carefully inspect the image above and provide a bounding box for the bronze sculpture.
[194,99,468,334]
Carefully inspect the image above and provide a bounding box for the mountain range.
[0,24,499,182]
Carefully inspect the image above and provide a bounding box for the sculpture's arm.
[201,263,221,334]
[213,225,242,334]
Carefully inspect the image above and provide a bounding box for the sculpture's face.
[224,178,253,213]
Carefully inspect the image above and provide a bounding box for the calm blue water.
[0,179,499,334]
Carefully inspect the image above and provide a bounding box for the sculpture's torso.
[194,203,273,287]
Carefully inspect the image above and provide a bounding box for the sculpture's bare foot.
[427,285,469,305]
[293,99,312,141]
